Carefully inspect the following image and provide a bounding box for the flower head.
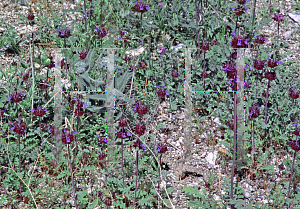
[133,0,149,13]
[11,60,17,66]
[171,70,179,78]
[10,118,26,135]
[249,103,262,120]
[27,12,35,21]
[98,152,106,160]
[132,139,146,150]
[97,136,107,143]
[31,106,49,117]
[232,5,247,16]
[0,109,4,118]
[139,60,147,69]
[119,119,127,127]
[264,70,276,81]
[78,49,88,59]
[254,58,265,70]
[254,35,266,45]
[200,71,209,79]
[272,10,284,23]
[7,88,25,103]
[289,88,300,100]
[267,58,281,68]
[156,86,169,98]
[133,100,148,115]
[200,40,210,51]
[159,47,167,57]
[289,140,300,152]
[56,27,71,38]
[227,120,234,130]
[115,128,131,139]
[61,129,78,144]
[95,24,107,38]
[230,34,248,48]
[154,143,168,153]
[135,123,146,136]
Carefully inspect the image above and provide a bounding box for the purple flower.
[156,86,169,98]
[154,143,168,153]
[31,107,49,117]
[10,118,26,135]
[56,27,71,38]
[132,0,149,13]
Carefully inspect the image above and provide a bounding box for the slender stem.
[230,91,238,200]
[68,144,78,209]
[84,0,88,51]
[18,133,22,200]
[157,153,162,203]
[287,151,297,198]
[264,79,271,124]
[251,120,256,164]
[140,12,143,47]
[121,136,125,189]
[32,33,34,57]
[64,38,68,76]
[134,146,139,208]
[40,116,44,151]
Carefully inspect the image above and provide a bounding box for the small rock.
[205,150,218,168]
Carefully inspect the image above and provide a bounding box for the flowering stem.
[134,147,139,208]
[39,117,44,151]
[68,144,78,209]
[121,137,125,189]
[18,133,22,200]
[157,153,162,202]
[32,33,34,57]
[140,12,143,47]
[287,151,297,198]
[230,91,237,200]
[264,79,271,124]
[251,120,255,160]
[64,37,68,76]
[83,0,88,51]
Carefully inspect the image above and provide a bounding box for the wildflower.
[156,86,169,98]
[230,33,248,48]
[289,88,300,100]
[289,141,300,152]
[78,49,88,59]
[55,27,71,38]
[47,61,55,68]
[135,123,146,135]
[133,100,148,115]
[119,119,127,127]
[171,70,179,78]
[232,5,247,16]
[200,71,209,79]
[272,10,284,23]
[119,31,127,40]
[249,103,262,120]
[159,47,167,57]
[267,58,281,68]
[7,88,25,103]
[10,118,26,135]
[42,123,48,130]
[97,136,107,143]
[227,120,234,130]
[245,82,251,88]
[211,39,219,45]
[292,124,300,136]
[50,125,60,137]
[23,72,30,81]
[200,40,210,51]
[154,143,168,153]
[223,63,237,80]
[254,35,266,45]
[132,0,149,13]
[132,139,146,150]
[262,91,270,98]
[61,129,78,144]
[254,58,265,70]
[237,0,249,5]
[230,51,237,60]
[115,128,131,139]
[30,106,49,117]
[264,70,276,81]
[95,24,107,38]
[124,56,132,63]
[104,198,112,206]
[27,12,34,21]
[98,152,106,160]
[128,66,137,72]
